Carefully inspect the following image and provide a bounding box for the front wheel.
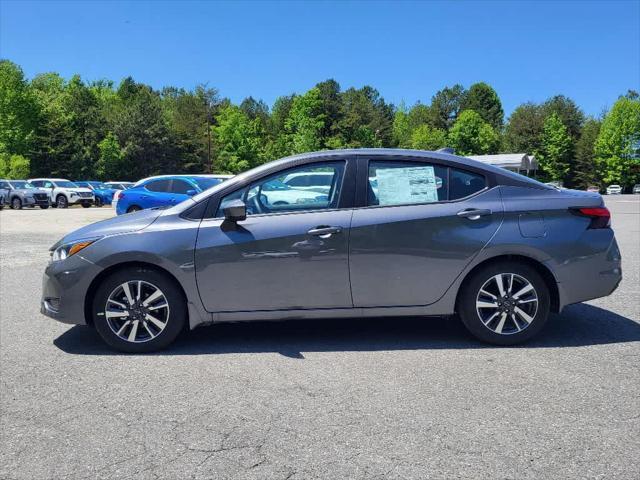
[457,262,550,345]
[56,195,68,208]
[92,267,187,353]
[11,197,22,210]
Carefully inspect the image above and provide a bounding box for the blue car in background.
[75,181,117,207]
[115,174,231,215]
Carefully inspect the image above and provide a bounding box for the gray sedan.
[40,149,622,352]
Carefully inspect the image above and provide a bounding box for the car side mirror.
[186,189,197,196]
[223,200,247,222]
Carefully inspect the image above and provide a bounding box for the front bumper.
[69,196,94,205]
[40,254,102,325]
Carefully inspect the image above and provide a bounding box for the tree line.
[1,59,639,188]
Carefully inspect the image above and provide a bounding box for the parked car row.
[0,178,133,209]
[545,182,640,194]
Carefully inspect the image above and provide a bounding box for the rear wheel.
[127,205,142,213]
[11,197,22,210]
[56,195,68,208]
[457,262,550,345]
[95,197,103,207]
[92,267,186,353]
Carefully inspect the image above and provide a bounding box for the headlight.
[50,238,99,262]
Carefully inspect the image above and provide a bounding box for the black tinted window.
[449,168,486,200]
[170,179,192,194]
[145,180,171,192]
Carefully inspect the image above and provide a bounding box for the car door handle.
[457,208,492,220]
[307,226,342,237]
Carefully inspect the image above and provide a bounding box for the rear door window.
[449,168,486,200]
[145,180,172,192]
[368,161,448,206]
[170,179,193,194]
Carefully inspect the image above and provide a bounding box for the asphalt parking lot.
[1,196,639,480]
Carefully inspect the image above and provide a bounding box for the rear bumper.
[553,233,622,310]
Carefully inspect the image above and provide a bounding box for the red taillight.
[115,191,123,201]
[571,207,611,229]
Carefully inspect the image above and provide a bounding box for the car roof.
[134,174,232,187]
[28,178,72,182]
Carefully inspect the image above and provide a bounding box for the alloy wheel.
[104,280,170,343]
[475,273,538,335]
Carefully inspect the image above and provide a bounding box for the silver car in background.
[0,179,51,209]
[41,149,621,352]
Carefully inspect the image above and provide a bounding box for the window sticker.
[375,166,439,205]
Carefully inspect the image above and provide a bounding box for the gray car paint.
[0,180,50,207]
[41,149,621,330]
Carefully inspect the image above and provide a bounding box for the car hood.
[52,208,163,249]
[68,188,93,194]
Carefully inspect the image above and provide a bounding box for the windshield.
[9,181,35,189]
[90,182,109,189]
[192,177,224,191]
[55,180,79,188]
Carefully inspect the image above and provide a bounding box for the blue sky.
[1,0,638,117]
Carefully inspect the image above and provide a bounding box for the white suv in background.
[28,178,95,208]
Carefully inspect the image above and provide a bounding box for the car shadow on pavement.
[54,303,640,357]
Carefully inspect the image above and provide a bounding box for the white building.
[467,153,537,175]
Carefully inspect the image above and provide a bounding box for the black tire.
[127,205,142,213]
[92,266,187,353]
[56,195,68,208]
[95,197,103,207]
[39,205,49,209]
[11,197,22,210]
[81,203,91,208]
[457,261,550,345]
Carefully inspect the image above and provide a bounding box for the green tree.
[0,153,30,179]
[410,124,447,150]
[448,110,499,155]
[213,104,263,173]
[594,96,640,186]
[286,87,325,153]
[542,95,584,140]
[392,102,411,147]
[503,102,545,153]
[162,84,219,173]
[429,84,466,130]
[536,112,573,181]
[574,118,601,188]
[96,132,124,180]
[0,60,38,157]
[461,82,504,129]
[338,86,393,147]
[111,77,179,179]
